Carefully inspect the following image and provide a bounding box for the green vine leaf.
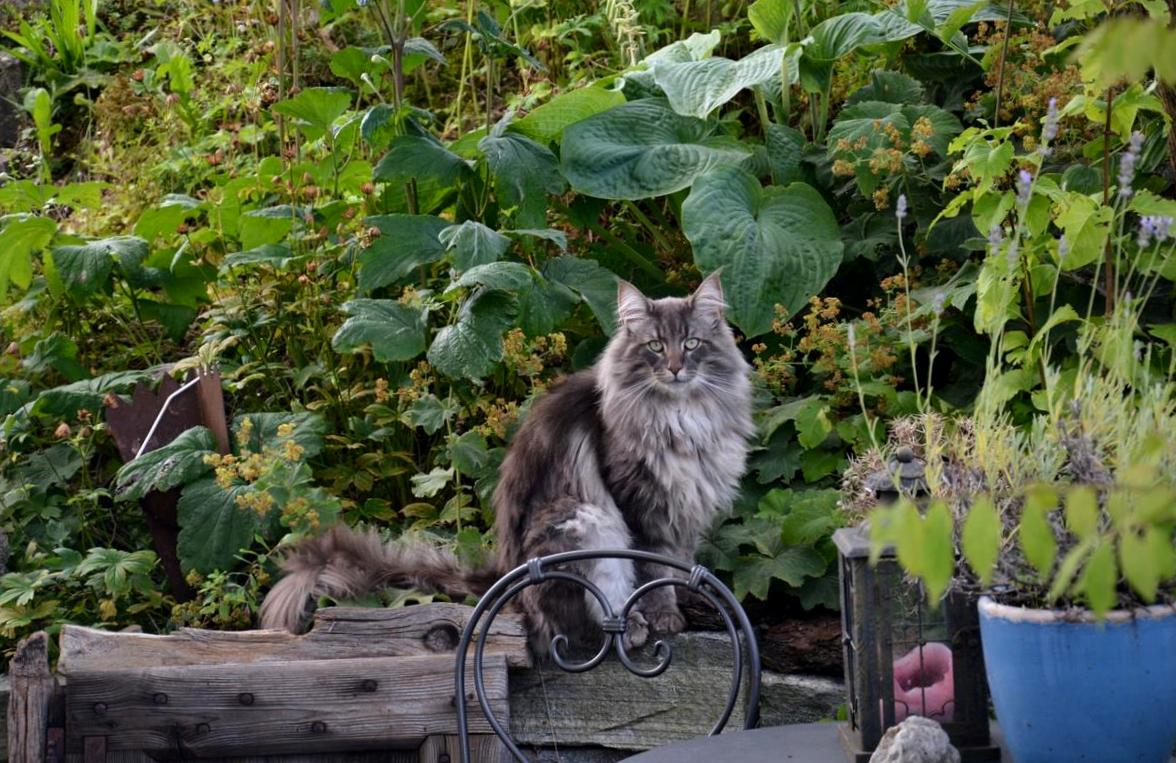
[427,289,519,380]
[177,477,262,574]
[332,299,428,362]
[0,216,55,296]
[560,99,750,200]
[358,214,448,293]
[114,426,217,503]
[479,121,564,229]
[49,236,148,298]
[271,87,351,142]
[682,166,843,337]
[439,221,511,271]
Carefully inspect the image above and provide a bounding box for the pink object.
[892,642,955,722]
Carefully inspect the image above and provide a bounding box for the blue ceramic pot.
[978,597,1176,763]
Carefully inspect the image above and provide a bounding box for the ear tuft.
[616,279,652,330]
[691,270,726,322]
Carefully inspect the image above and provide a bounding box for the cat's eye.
[684,337,700,350]
[647,340,664,353]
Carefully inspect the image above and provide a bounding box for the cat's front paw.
[642,607,686,635]
[623,610,650,650]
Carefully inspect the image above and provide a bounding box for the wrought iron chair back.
[454,549,762,762]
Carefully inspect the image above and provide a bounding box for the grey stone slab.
[757,671,844,727]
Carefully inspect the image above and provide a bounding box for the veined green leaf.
[682,166,843,337]
[332,299,428,362]
[114,427,217,503]
[560,99,750,200]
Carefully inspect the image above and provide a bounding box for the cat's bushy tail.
[258,524,501,632]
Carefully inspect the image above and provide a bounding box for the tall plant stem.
[1101,86,1116,317]
[992,0,1015,128]
[623,201,674,254]
[450,0,478,133]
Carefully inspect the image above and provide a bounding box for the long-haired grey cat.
[260,272,753,651]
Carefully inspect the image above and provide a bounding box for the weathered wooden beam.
[509,632,750,752]
[65,654,509,758]
[59,603,531,673]
[8,631,57,763]
[418,733,508,763]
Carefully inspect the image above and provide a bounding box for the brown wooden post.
[7,631,56,763]
[195,369,230,455]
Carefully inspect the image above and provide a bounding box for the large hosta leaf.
[682,166,843,337]
[177,477,263,574]
[512,86,627,144]
[114,426,217,503]
[358,214,448,293]
[653,44,787,119]
[804,12,884,61]
[332,299,428,362]
[560,99,750,200]
[427,289,519,380]
[49,236,148,297]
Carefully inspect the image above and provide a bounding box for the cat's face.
[612,272,738,395]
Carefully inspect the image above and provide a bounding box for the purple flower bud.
[1155,216,1173,243]
[896,194,908,220]
[1016,169,1033,207]
[932,291,946,316]
[988,225,1003,257]
[1118,131,1144,198]
[1042,97,1059,144]
[1057,235,1069,260]
[1138,215,1156,248]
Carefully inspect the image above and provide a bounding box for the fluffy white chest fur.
[635,398,748,544]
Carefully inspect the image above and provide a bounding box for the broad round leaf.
[332,299,428,362]
[560,99,751,200]
[682,166,843,337]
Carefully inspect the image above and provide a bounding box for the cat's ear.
[616,279,652,331]
[690,270,726,325]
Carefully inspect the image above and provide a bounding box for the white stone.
[869,716,961,763]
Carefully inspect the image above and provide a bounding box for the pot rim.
[978,595,1176,625]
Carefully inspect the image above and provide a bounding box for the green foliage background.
[0,0,1173,652]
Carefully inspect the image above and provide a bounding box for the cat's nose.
[668,364,683,378]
